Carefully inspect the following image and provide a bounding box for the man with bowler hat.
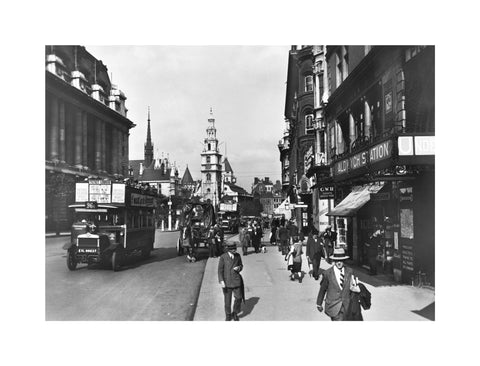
[316,247,360,321]
[218,242,244,321]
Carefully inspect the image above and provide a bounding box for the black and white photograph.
[4,1,479,365]
[45,44,435,322]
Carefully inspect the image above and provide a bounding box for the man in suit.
[306,232,323,280]
[218,242,244,321]
[316,247,360,321]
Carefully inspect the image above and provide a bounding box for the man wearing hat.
[316,247,360,321]
[218,242,244,321]
[320,225,337,263]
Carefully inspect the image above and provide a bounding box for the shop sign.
[318,185,334,199]
[415,136,435,155]
[335,158,349,175]
[398,135,435,156]
[333,139,393,177]
[349,151,368,170]
[369,140,392,164]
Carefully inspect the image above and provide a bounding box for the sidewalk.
[194,233,435,321]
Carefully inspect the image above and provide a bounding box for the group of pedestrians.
[218,216,371,321]
[238,219,264,255]
[208,222,225,258]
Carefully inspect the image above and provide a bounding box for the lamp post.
[168,197,172,231]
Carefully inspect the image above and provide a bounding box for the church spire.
[144,106,154,167]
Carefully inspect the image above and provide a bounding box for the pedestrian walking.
[252,220,263,253]
[316,247,360,321]
[270,221,277,246]
[218,242,245,321]
[239,225,250,256]
[285,236,303,282]
[214,222,224,257]
[286,219,298,243]
[320,225,337,263]
[207,226,216,258]
[306,232,323,280]
[278,224,289,254]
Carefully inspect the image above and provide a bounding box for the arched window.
[206,173,211,182]
[206,156,211,163]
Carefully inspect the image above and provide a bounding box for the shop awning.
[326,183,385,217]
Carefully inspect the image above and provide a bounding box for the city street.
[195,231,435,321]
[45,230,209,321]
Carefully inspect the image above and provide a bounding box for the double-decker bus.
[63,179,160,271]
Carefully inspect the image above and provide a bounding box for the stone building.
[45,45,135,232]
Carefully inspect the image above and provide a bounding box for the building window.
[305,75,313,92]
[206,173,211,182]
[305,114,314,132]
[206,156,211,164]
[336,47,349,87]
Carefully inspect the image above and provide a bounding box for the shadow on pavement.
[239,296,260,318]
[412,301,435,321]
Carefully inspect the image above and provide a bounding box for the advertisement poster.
[400,208,414,239]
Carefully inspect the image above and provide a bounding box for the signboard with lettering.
[401,243,414,272]
[131,193,156,207]
[75,182,89,202]
[369,140,392,164]
[349,150,368,170]
[89,183,111,203]
[415,136,435,155]
[318,185,334,199]
[111,183,126,203]
[335,159,349,175]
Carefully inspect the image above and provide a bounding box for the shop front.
[327,133,434,284]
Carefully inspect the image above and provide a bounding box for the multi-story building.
[45,45,135,233]
[279,46,316,230]
[308,46,435,285]
[252,177,283,217]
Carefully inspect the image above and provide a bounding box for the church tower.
[200,108,223,206]
[144,107,154,168]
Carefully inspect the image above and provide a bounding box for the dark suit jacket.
[306,235,322,258]
[316,266,354,318]
[218,252,243,288]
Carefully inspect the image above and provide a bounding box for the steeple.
[207,107,216,139]
[144,106,154,167]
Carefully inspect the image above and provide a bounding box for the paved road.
[45,230,209,321]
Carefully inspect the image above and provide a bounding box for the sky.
[87,45,290,190]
